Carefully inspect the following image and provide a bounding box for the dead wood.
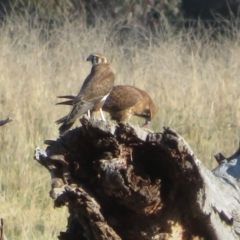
[0,219,3,240]
[0,118,12,127]
[34,118,240,240]
[212,146,240,199]
[0,218,7,240]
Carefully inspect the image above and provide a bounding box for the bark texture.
[34,118,240,240]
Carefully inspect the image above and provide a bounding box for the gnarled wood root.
[34,118,240,240]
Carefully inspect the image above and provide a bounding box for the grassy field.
[1,14,240,239]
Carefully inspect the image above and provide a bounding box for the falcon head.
[142,99,157,126]
[86,53,108,66]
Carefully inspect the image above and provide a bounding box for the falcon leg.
[99,108,106,121]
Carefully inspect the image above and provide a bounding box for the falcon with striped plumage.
[56,53,115,135]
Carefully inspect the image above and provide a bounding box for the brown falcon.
[56,53,115,135]
[57,85,156,126]
[102,85,156,125]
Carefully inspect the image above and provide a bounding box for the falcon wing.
[73,67,115,106]
[103,85,142,112]
[57,101,94,135]
[56,95,76,105]
[57,95,76,99]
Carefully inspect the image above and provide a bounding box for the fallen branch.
[0,118,12,127]
[34,118,240,240]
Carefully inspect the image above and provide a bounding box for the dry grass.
[1,14,240,238]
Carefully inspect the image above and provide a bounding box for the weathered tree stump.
[34,118,240,240]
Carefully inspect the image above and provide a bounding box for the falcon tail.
[56,102,94,135]
[55,115,68,124]
[56,100,73,106]
[56,95,75,106]
[55,115,74,135]
[57,95,76,99]
[58,121,75,136]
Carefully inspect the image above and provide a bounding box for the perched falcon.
[56,53,115,135]
[102,85,156,125]
[57,85,156,126]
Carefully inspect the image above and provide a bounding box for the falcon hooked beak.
[86,53,108,66]
[142,119,150,128]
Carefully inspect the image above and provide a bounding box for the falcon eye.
[92,56,99,65]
